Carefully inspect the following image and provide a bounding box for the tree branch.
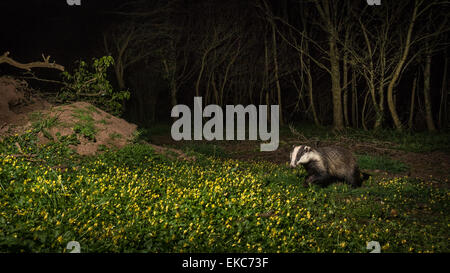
[0,52,64,71]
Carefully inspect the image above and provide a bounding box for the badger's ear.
[304,145,311,152]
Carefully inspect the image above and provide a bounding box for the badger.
[289,145,369,188]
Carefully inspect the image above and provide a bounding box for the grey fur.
[290,145,368,188]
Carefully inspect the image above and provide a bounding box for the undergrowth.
[0,131,448,253]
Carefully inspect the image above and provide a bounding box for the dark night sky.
[1,0,122,69]
[2,0,446,75]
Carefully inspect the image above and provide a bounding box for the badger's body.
[290,145,367,188]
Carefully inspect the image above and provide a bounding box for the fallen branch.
[19,71,66,85]
[9,154,46,163]
[147,143,196,161]
[0,51,64,71]
[15,142,23,154]
[288,123,320,147]
[10,142,46,163]
[77,90,107,97]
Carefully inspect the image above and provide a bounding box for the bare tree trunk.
[170,84,177,109]
[439,51,448,128]
[271,22,284,125]
[343,52,349,127]
[306,57,320,126]
[296,30,320,126]
[315,0,344,130]
[266,89,271,122]
[377,42,387,130]
[375,67,386,129]
[408,74,417,129]
[211,72,219,105]
[114,63,125,90]
[204,72,211,105]
[352,68,358,128]
[329,32,344,130]
[196,53,208,97]
[359,17,383,130]
[374,88,384,129]
[162,59,178,109]
[219,42,240,105]
[386,1,418,131]
[264,34,271,122]
[261,35,269,106]
[362,91,370,130]
[423,48,437,132]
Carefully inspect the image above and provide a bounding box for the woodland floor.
[1,74,448,186]
[149,131,450,187]
[2,98,449,186]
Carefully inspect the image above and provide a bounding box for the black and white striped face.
[289,145,317,168]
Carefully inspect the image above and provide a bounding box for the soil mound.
[0,76,25,122]
[41,101,138,155]
[0,76,50,133]
[0,76,138,155]
[0,77,194,160]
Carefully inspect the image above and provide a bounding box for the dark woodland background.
[1,0,449,132]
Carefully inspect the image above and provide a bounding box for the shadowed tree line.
[101,0,449,131]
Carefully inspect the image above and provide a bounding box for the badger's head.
[289,145,316,168]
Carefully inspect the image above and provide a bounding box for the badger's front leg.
[304,174,318,187]
[303,175,313,187]
[306,173,331,187]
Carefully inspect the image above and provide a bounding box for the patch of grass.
[392,132,450,153]
[73,123,96,141]
[130,128,148,143]
[182,143,228,158]
[146,123,171,137]
[97,144,108,152]
[357,154,409,173]
[288,123,450,153]
[99,119,109,125]
[131,126,169,143]
[72,109,97,141]
[85,104,101,114]
[72,107,92,118]
[29,111,59,139]
[262,166,306,191]
[55,132,80,146]
[285,122,335,141]
[108,132,123,140]
[343,128,450,153]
